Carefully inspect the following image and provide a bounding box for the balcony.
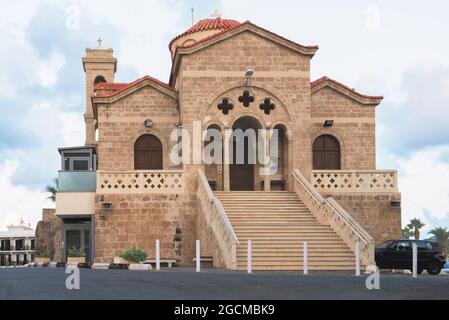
[311,170,398,193]
[97,170,184,194]
[58,171,97,192]
[56,171,96,216]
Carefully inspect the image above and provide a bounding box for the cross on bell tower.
[82,41,117,145]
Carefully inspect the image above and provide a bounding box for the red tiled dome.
[170,18,240,49]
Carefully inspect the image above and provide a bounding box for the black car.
[375,239,446,275]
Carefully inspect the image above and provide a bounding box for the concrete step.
[236,252,355,258]
[236,265,356,271]
[232,225,333,230]
[215,190,356,271]
[236,260,356,267]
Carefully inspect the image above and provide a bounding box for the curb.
[25,262,155,271]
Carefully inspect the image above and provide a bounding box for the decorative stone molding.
[97,170,184,194]
[205,81,292,121]
[312,170,398,193]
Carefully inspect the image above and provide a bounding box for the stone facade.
[328,193,402,244]
[311,86,376,169]
[49,18,402,265]
[96,85,179,170]
[94,194,197,266]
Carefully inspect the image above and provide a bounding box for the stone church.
[50,17,401,270]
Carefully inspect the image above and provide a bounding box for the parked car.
[444,260,449,270]
[375,240,446,275]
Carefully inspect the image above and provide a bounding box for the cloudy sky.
[0,0,448,237]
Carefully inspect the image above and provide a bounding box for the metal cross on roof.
[211,9,221,19]
[97,37,103,48]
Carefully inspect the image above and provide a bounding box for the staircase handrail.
[292,169,375,265]
[197,170,239,269]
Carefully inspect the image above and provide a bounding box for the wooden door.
[313,135,341,170]
[134,135,163,170]
[230,136,254,191]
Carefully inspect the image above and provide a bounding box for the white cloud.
[38,51,66,87]
[0,159,52,231]
[394,146,449,233]
[77,0,185,81]
[0,1,44,42]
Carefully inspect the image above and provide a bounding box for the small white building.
[0,221,35,266]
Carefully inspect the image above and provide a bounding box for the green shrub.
[37,250,50,258]
[67,247,85,257]
[120,247,147,263]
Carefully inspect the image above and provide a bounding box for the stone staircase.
[215,191,356,271]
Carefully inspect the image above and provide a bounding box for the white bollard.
[412,242,417,278]
[156,239,160,271]
[355,241,360,276]
[247,240,252,274]
[196,240,200,272]
[303,241,308,275]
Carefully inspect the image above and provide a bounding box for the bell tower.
[82,39,117,145]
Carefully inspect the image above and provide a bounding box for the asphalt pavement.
[0,267,448,300]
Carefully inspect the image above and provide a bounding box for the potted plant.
[67,247,86,263]
[120,247,151,271]
[35,250,51,263]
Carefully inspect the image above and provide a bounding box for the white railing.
[292,169,375,266]
[197,170,239,270]
[312,170,398,193]
[97,170,184,194]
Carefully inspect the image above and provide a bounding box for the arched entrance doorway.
[230,116,261,191]
[134,134,163,170]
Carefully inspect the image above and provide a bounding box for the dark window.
[394,241,410,252]
[73,160,89,171]
[313,134,341,170]
[416,241,428,249]
[64,158,70,171]
[94,75,106,85]
[64,152,90,157]
[134,134,163,170]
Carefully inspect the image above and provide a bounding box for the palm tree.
[406,218,425,240]
[429,227,449,254]
[46,178,58,202]
[402,226,411,239]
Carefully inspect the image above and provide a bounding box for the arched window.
[94,75,106,86]
[313,134,341,170]
[134,134,163,170]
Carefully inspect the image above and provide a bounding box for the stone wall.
[35,208,62,261]
[178,30,313,182]
[328,193,402,244]
[311,87,376,169]
[94,193,197,266]
[96,85,179,171]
